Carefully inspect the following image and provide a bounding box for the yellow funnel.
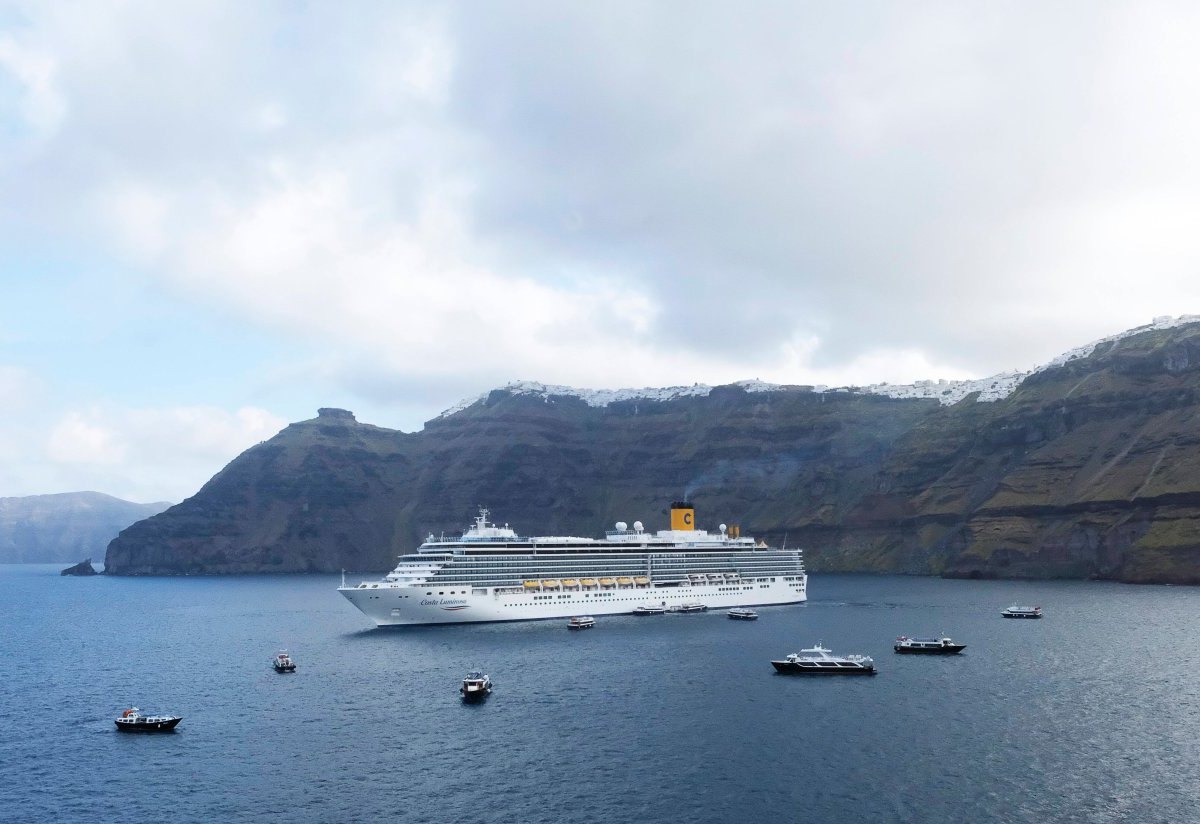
[670,501,695,531]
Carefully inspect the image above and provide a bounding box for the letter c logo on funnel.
[684,513,692,525]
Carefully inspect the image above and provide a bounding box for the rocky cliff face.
[0,492,170,564]
[106,325,1200,583]
[806,324,1200,583]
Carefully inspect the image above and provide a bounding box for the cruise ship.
[338,502,807,626]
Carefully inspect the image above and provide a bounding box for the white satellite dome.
[633,520,644,532]
[720,523,727,533]
[615,521,628,532]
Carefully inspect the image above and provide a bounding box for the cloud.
[78,5,1200,383]
[48,412,125,465]
[0,29,65,138]
[38,404,287,501]
[0,366,37,407]
[4,0,1200,496]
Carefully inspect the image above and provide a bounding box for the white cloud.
[40,404,287,501]
[48,412,125,465]
[4,1,1200,485]
[0,366,36,408]
[100,161,683,390]
[0,32,66,137]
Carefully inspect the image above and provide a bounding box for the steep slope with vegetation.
[106,325,1200,583]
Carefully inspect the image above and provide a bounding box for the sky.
[3,1,1200,503]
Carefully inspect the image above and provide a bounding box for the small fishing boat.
[460,671,492,701]
[115,707,182,732]
[272,650,297,673]
[567,616,596,630]
[727,608,759,621]
[893,636,966,654]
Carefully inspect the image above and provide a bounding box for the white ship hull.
[340,576,806,626]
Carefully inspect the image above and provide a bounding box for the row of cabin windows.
[502,590,784,606]
[428,578,785,592]
[411,557,801,568]
[426,567,798,581]
[425,578,782,595]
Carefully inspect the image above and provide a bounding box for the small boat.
[669,603,707,613]
[272,650,297,673]
[633,605,666,616]
[567,616,596,630]
[541,579,561,589]
[1001,605,1042,619]
[523,580,541,590]
[634,576,650,586]
[598,577,616,587]
[561,578,579,588]
[771,644,876,675]
[893,636,965,654]
[460,671,492,701]
[115,707,182,732]
[580,578,598,588]
[727,608,758,621]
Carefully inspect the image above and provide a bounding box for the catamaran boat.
[771,644,876,675]
[339,502,806,626]
[567,616,596,630]
[893,636,966,654]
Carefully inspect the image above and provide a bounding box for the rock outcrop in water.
[61,558,98,576]
[105,323,1200,583]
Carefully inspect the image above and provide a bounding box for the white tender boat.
[771,644,876,675]
[668,603,707,613]
[632,605,666,615]
[460,671,492,701]
[567,616,596,630]
[1001,605,1042,619]
[272,650,297,672]
[893,635,965,654]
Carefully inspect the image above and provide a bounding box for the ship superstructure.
[338,502,807,626]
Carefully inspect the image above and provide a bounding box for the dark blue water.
[3,567,1198,823]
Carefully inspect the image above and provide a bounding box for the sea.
[2,566,1198,824]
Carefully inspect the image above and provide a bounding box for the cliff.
[105,325,1200,583]
[0,492,170,563]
